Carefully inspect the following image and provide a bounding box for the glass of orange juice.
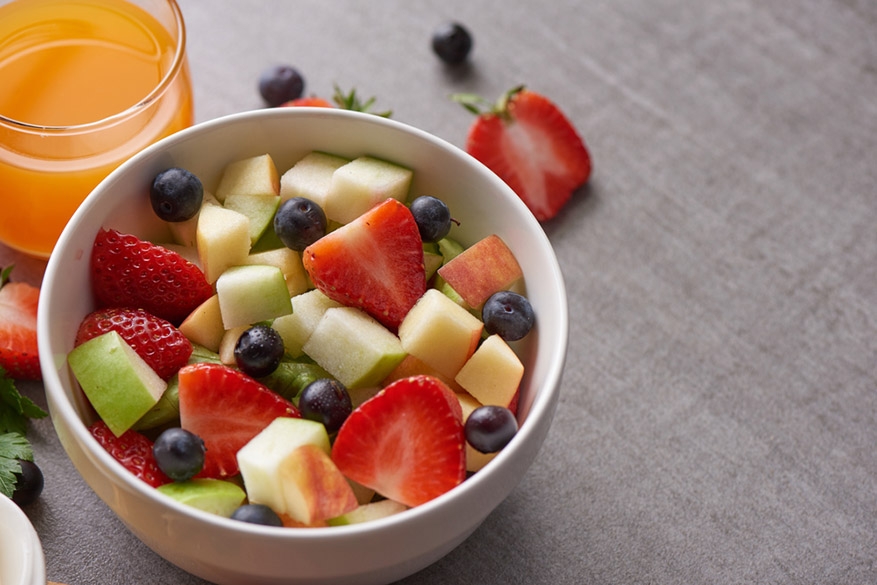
[0,0,194,258]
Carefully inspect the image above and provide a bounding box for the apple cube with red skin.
[437,234,523,309]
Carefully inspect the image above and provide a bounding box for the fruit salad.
[67,150,536,528]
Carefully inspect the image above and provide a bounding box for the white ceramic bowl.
[0,496,46,585]
[38,108,568,585]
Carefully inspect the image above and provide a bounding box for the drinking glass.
[0,0,194,258]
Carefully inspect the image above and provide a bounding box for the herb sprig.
[0,366,47,498]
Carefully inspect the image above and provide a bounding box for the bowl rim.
[38,107,569,540]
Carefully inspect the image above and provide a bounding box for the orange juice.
[0,0,193,258]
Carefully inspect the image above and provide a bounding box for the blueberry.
[274,197,327,251]
[234,324,285,378]
[12,460,43,506]
[150,168,204,222]
[409,196,452,243]
[481,291,535,341]
[153,428,205,482]
[298,378,353,434]
[431,22,473,65]
[465,405,518,454]
[258,64,305,107]
[231,504,284,527]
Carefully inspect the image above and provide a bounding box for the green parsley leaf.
[0,432,33,498]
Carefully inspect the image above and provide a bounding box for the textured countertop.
[5,0,877,583]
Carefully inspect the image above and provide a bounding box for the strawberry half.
[302,198,426,332]
[455,86,591,221]
[331,375,466,507]
[0,267,40,380]
[90,228,213,325]
[74,307,193,380]
[177,363,300,478]
[88,420,171,487]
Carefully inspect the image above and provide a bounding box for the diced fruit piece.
[167,191,220,248]
[437,236,465,264]
[279,151,349,208]
[132,376,181,431]
[259,65,304,108]
[431,22,473,65]
[242,247,309,297]
[331,375,466,507]
[215,153,280,202]
[323,156,413,225]
[153,427,206,482]
[397,288,482,380]
[454,334,523,408]
[303,307,407,389]
[382,353,464,393]
[465,404,518,454]
[347,386,381,410]
[327,499,408,526]
[302,198,426,332]
[196,204,251,284]
[481,290,535,341]
[0,270,40,380]
[90,228,214,325]
[456,86,591,221]
[179,294,224,353]
[456,391,495,472]
[234,324,285,378]
[423,250,443,281]
[150,167,204,222]
[224,193,281,245]
[88,420,171,487]
[157,478,246,517]
[68,331,167,437]
[178,363,300,478]
[258,359,333,402]
[74,307,193,381]
[215,264,292,329]
[436,234,522,309]
[218,325,249,366]
[274,197,327,251]
[272,290,343,358]
[237,417,357,525]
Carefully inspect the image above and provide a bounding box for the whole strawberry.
[88,420,172,487]
[90,228,213,325]
[74,307,193,380]
[0,266,41,380]
[455,86,591,221]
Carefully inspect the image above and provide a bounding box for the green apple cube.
[302,306,407,389]
[215,153,279,203]
[455,334,524,408]
[156,479,246,517]
[215,264,293,329]
[243,247,310,297]
[67,330,167,437]
[223,193,281,244]
[324,156,413,224]
[272,289,343,358]
[238,418,357,524]
[397,288,483,380]
[279,151,350,208]
[196,203,251,284]
[327,499,408,526]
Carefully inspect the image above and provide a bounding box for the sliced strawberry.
[456,86,591,221]
[88,420,171,487]
[331,375,466,507]
[90,228,214,325]
[74,307,193,380]
[0,267,40,380]
[302,198,426,332]
[282,96,335,108]
[177,363,300,478]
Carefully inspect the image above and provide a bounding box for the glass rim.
[0,0,188,133]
